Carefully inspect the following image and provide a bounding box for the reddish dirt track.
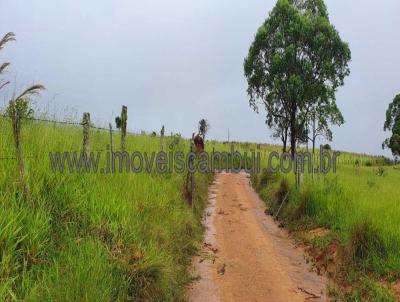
[187,172,327,302]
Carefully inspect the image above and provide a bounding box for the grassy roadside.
[0,117,213,301]
[251,167,399,302]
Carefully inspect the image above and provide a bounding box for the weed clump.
[294,188,314,220]
[268,178,289,214]
[349,221,388,262]
[276,178,289,202]
[259,169,277,188]
[376,166,385,176]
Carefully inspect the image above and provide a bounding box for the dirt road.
[187,172,327,302]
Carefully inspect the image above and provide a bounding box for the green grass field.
[249,146,400,301]
[0,115,212,301]
[1,112,399,301]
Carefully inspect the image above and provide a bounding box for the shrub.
[367,180,375,188]
[349,221,387,261]
[376,167,385,176]
[259,169,277,188]
[293,188,314,219]
[276,179,289,202]
[271,178,289,212]
[322,144,331,150]
[169,133,182,149]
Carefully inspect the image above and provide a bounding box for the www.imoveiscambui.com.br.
[48,145,340,175]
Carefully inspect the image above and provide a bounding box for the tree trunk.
[282,127,288,153]
[12,109,30,201]
[289,105,298,189]
[312,112,316,155]
[290,119,296,159]
[312,138,316,155]
[289,98,297,159]
[311,112,317,180]
[121,106,127,151]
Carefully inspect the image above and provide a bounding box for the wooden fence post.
[190,144,194,212]
[10,105,30,201]
[312,153,315,180]
[189,143,194,210]
[160,125,165,151]
[185,136,195,209]
[121,105,127,151]
[82,112,90,153]
[109,123,113,153]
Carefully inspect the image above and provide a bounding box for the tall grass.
[251,151,400,300]
[1,112,398,300]
[0,116,212,301]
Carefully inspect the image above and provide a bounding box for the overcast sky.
[0,0,399,156]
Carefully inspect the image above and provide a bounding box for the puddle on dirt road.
[187,176,222,302]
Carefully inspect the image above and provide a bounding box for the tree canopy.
[244,0,350,157]
[291,0,328,18]
[115,116,122,129]
[198,119,210,139]
[383,94,400,158]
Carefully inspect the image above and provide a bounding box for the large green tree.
[383,94,400,159]
[244,0,351,157]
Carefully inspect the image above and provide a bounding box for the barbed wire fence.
[0,105,149,160]
[0,105,198,208]
[0,105,144,200]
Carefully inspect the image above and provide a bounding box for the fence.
[0,106,126,201]
[0,106,198,208]
[0,113,131,159]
